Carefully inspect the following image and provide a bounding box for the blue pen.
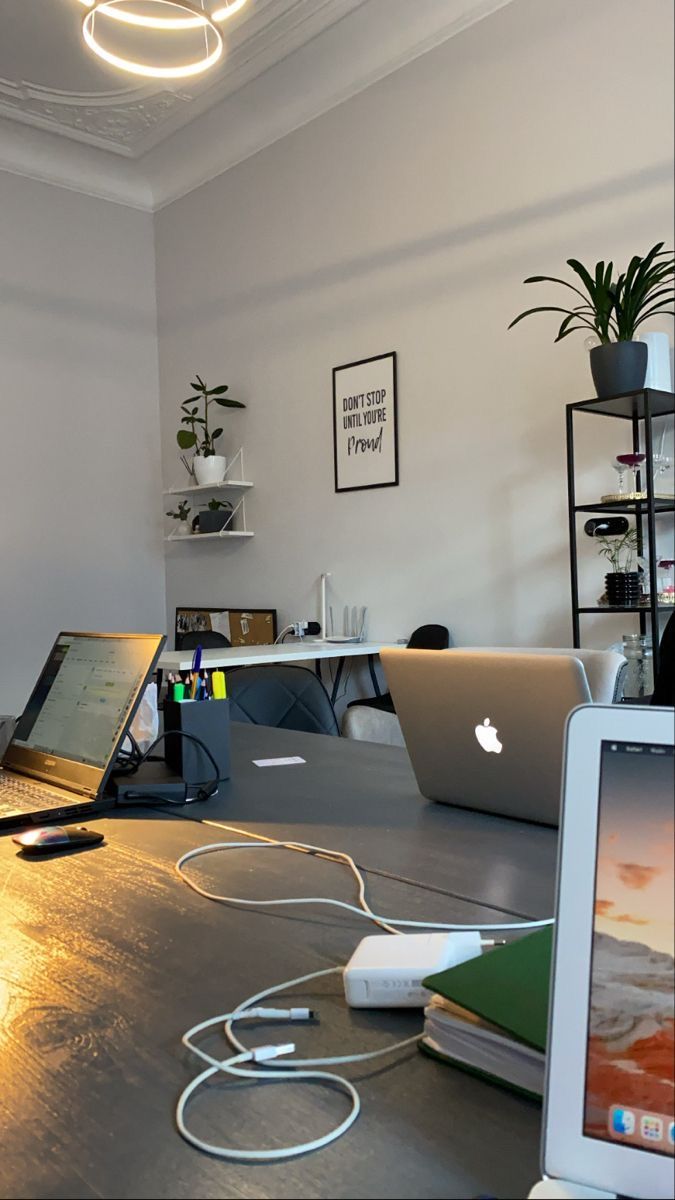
[190,645,202,700]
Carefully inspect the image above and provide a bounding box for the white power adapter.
[343,931,485,1008]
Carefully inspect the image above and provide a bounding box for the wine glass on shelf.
[616,452,646,497]
[652,452,673,496]
[611,457,628,497]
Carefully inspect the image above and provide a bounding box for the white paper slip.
[253,756,306,768]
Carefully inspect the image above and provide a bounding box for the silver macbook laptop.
[380,648,592,825]
[530,704,674,1200]
[0,631,165,829]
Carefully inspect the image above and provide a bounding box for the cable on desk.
[170,814,553,1161]
[114,731,220,807]
[177,966,420,1162]
[175,822,554,934]
[163,808,545,926]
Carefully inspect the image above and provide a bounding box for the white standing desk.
[157,640,398,704]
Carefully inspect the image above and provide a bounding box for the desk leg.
[368,654,381,697]
[330,657,345,705]
[315,659,322,680]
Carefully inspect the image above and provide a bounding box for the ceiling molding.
[0,112,153,209]
[145,0,516,210]
[0,0,515,212]
[0,78,190,156]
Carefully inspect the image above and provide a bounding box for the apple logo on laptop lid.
[475,717,502,754]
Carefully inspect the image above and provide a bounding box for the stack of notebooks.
[421,926,553,1099]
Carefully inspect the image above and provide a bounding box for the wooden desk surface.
[0,725,556,1200]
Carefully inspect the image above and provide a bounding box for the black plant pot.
[589,341,648,399]
[194,508,234,534]
[605,571,641,607]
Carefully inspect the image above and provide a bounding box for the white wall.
[0,172,165,714]
[155,0,674,679]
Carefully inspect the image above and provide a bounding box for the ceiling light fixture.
[81,0,225,80]
[77,0,247,32]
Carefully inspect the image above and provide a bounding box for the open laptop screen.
[584,739,674,1157]
[11,634,160,770]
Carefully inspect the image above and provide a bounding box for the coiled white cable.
[176,966,420,1161]
[175,836,554,933]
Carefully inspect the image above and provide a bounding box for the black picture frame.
[174,607,278,649]
[332,351,399,493]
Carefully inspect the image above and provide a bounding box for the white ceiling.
[0,0,514,209]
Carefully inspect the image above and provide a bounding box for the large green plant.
[508,243,674,344]
[177,375,245,459]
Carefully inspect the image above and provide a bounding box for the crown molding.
[0,77,190,157]
[0,0,514,213]
[0,113,152,209]
[145,0,516,210]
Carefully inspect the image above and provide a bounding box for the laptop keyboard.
[0,774,78,814]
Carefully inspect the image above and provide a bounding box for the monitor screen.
[584,739,674,1157]
[12,634,157,769]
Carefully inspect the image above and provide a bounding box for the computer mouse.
[12,826,104,854]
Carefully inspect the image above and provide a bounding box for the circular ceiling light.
[82,0,224,80]
[77,0,247,31]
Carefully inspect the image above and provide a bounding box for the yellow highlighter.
[212,670,227,700]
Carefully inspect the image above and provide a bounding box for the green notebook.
[421,927,553,1097]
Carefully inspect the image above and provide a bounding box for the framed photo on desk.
[175,607,277,649]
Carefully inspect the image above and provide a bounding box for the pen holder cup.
[163,698,231,785]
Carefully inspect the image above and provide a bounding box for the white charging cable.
[175,835,554,933]
[175,819,553,1161]
[176,966,420,1161]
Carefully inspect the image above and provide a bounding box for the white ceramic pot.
[176,521,192,537]
[193,455,226,486]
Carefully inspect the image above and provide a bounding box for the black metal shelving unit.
[566,388,675,676]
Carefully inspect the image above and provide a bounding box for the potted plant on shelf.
[165,500,192,537]
[595,526,641,607]
[509,243,674,398]
[177,375,246,486]
[191,498,235,535]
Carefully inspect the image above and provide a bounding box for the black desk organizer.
[163,698,231,785]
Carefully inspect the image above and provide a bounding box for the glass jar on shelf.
[621,633,654,699]
[658,559,675,606]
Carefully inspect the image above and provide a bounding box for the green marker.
[173,682,185,702]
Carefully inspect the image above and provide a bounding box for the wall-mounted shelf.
[164,447,253,494]
[164,480,253,495]
[165,530,254,542]
[164,448,254,540]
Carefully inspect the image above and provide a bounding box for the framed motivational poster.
[332,351,398,493]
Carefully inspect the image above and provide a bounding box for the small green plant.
[596,527,640,574]
[509,243,674,344]
[165,500,191,522]
[177,375,246,462]
[201,499,233,512]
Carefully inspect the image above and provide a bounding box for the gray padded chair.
[227,665,340,735]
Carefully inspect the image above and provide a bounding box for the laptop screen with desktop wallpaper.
[5,633,164,794]
[584,739,674,1159]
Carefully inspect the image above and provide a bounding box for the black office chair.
[227,665,340,735]
[652,611,675,706]
[178,630,231,650]
[348,622,451,714]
